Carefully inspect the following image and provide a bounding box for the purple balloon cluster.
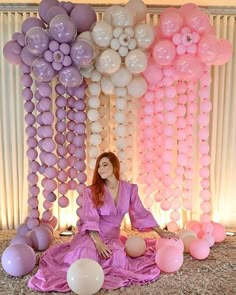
[3,0,97,89]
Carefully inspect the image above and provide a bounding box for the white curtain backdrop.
[0,6,235,230]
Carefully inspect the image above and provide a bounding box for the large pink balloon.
[153,40,176,67]
[1,244,36,276]
[156,237,184,252]
[213,39,233,65]
[212,222,226,242]
[175,54,203,82]
[197,34,219,64]
[29,226,53,251]
[160,8,184,38]
[185,8,212,35]
[155,246,183,273]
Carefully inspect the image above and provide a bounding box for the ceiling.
[1,0,236,7]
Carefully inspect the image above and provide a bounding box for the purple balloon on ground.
[1,244,36,276]
[10,235,33,247]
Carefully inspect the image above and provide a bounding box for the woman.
[28,152,178,292]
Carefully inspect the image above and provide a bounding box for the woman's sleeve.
[80,187,100,233]
[129,184,159,231]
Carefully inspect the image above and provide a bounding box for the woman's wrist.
[152,226,163,235]
[89,230,101,244]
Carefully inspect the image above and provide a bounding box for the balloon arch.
[3,0,231,245]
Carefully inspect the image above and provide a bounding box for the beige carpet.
[0,230,236,295]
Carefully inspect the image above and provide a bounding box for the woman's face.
[98,157,114,180]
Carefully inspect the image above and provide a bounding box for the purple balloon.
[70,40,94,67]
[29,226,53,251]
[17,33,26,47]
[22,17,46,35]
[25,27,50,56]
[49,15,77,44]
[20,63,31,74]
[62,1,75,13]
[21,46,37,66]
[16,223,30,236]
[10,235,33,247]
[3,40,22,64]
[70,4,97,33]
[39,0,58,24]
[46,6,68,24]
[32,58,56,82]
[58,66,83,88]
[1,244,36,276]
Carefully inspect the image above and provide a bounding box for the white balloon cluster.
[85,0,154,179]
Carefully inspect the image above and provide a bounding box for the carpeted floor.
[0,229,236,295]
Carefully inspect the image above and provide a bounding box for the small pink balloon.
[125,236,146,258]
[156,237,184,252]
[58,196,69,208]
[202,233,215,247]
[212,222,226,243]
[29,226,53,251]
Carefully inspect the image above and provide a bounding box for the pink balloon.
[214,39,233,65]
[185,8,212,35]
[143,59,163,84]
[29,226,53,251]
[156,237,184,252]
[58,196,69,208]
[200,201,211,213]
[175,54,203,82]
[125,236,146,258]
[153,40,176,67]
[189,239,210,260]
[197,34,219,64]
[167,221,180,232]
[212,222,226,242]
[155,246,183,272]
[160,9,184,38]
[202,233,215,247]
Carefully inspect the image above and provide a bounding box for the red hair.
[91,152,120,208]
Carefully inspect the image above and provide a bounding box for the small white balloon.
[90,70,102,82]
[92,22,113,48]
[80,64,94,78]
[110,38,120,51]
[118,150,128,161]
[87,109,100,121]
[127,76,147,98]
[88,96,100,108]
[110,66,132,87]
[88,146,100,157]
[89,133,102,145]
[98,106,106,116]
[128,38,137,50]
[114,111,126,124]
[116,97,127,109]
[115,87,127,97]
[124,27,134,37]
[88,83,101,96]
[134,23,155,49]
[115,125,127,137]
[113,26,123,38]
[116,138,128,149]
[91,121,103,133]
[125,49,147,74]
[96,49,121,75]
[101,76,114,95]
[89,158,97,169]
[118,46,129,57]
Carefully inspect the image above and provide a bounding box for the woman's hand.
[89,231,112,259]
[153,226,179,240]
[94,239,112,259]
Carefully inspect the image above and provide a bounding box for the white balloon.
[89,133,102,145]
[90,70,102,82]
[118,46,129,57]
[110,38,120,51]
[116,138,128,149]
[116,97,127,109]
[118,150,127,161]
[115,125,127,137]
[96,49,121,75]
[87,109,100,122]
[88,146,100,157]
[126,0,147,24]
[113,27,123,38]
[91,121,102,133]
[124,27,134,37]
[125,49,147,74]
[103,5,120,25]
[115,87,127,97]
[127,76,147,98]
[89,158,97,169]
[111,6,135,28]
[101,76,114,95]
[110,66,132,87]
[88,96,100,108]
[114,111,126,124]
[80,64,94,78]
[128,39,137,50]
[92,22,113,48]
[88,83,101,96]
[134,23,155,49]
